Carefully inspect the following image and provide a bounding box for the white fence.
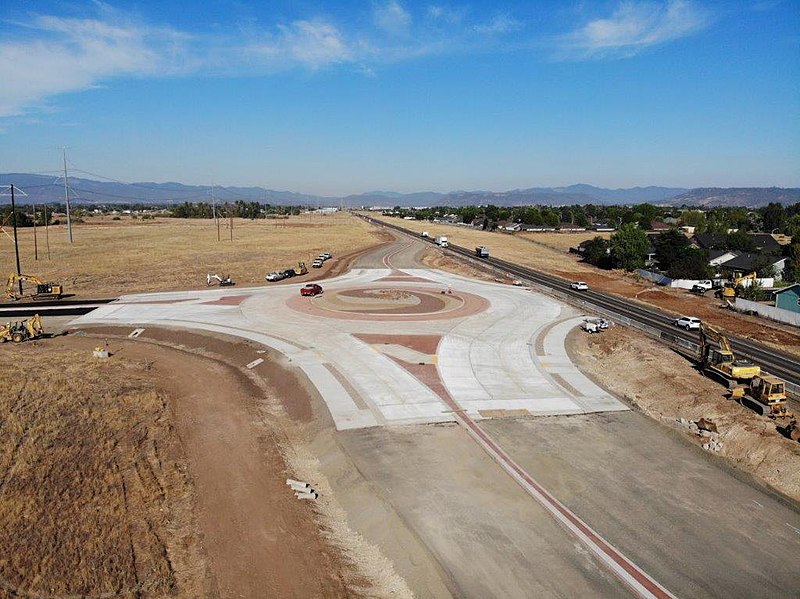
[734,298,800,327]
[637,269,774,290]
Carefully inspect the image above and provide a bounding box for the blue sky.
[0,0,797,195]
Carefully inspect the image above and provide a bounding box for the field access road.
[69,234,800,598]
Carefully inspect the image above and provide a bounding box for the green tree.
[725,230,756,252]
[654,229,691,271]
[582,237,612,269]
[680,210,707,232]
[761,202,785,233]
[667,248,711,279]
[610,223,649,271]
[782,243,800,282]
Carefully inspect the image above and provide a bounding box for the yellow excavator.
[5,273,64,301]
[294,262,308,276]
[698,322,760,387]
[716,271,757,300]
[0,314,45,343]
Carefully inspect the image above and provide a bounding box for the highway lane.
[364,215,800,391]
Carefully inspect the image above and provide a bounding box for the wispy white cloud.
[373,1,412,35]
[0,3,532,118]
[559,0,710,60]
[473,14,522,35]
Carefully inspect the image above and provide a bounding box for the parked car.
[674,316,701,330]
[281,269,296,278]
[266,271,286,282]
[570,281,589,291]
[689,285,708,295]
[694,280,713,290]
[312,259,324,268]
[300,283,323,296]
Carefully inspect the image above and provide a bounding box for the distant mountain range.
[1,173,798,208]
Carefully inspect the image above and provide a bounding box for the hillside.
[1,173,796,208]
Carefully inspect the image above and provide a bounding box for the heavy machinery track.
[365,216,800,398]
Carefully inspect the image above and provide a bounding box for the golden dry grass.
[516,230,611,251]
[376,217,601,276]
[0,342,200,598]
[1,213,381,297]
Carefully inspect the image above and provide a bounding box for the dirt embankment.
[568,326,800,501]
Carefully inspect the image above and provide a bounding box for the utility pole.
[44,204,51,260]
[62,147,73,242]
[211,184,220,241]
[32,203,38,260]
[10,185,22,294]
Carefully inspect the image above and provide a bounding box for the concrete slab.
[72,268,628,430]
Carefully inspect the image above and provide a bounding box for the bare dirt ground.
[60,328,410,598]
[567,326,800,501]
[2,213,383,298]
[0,339,209,598]
[388,217,800,353]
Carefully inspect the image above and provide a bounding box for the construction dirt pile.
[568,326,800,502]
[0,342,209,598]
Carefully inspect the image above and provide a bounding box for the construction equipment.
[581,318,610,333]
[475,246,490,258]
[778,419,800,443]
[0,314,44,343]
[5,273,63,301]
[206,273,234,286]
[716,272,757,299]
[699,323,760,387]
[732,375,792,419]
[294,262,308,276]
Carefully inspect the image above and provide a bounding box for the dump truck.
[475,246,490,258]
[699,323,760,388]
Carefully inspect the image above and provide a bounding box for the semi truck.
[475,246,489,258]
[435,236,448,247]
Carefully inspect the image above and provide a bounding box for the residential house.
[773,284,800,313]
[718,253,786,280]
[707,249,740,268]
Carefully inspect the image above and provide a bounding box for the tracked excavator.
[5,273,63,301]
[698,322,760,388]
[0,314,45,343]
[206,273,234,286]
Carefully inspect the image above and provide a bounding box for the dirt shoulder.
[566,326,800,502]
[65,326,412,598]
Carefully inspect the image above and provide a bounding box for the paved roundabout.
[72,266,626,430]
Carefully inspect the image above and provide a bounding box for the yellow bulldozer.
[5,273,64,301]
[699,323,760,387]
[0,314,45,343]
[731,374,792,419]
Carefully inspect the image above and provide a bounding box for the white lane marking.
[786,523,800,536]
[246,358,264,369]
[128,328,144,338]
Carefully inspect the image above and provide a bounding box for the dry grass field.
[0,342,206,598]
[1,213,382,297]
[517,230,612,251]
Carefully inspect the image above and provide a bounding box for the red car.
[300,284,323,296]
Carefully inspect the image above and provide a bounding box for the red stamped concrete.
[286,286,489,321]
[352,333,442,355]
[201,294,251,306]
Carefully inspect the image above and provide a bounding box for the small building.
[707,249,739,267]
[718,253,786,280]
[773,284,800,313]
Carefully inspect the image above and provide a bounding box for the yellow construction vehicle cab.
[719,271,757,299]
[294,262,308,276]
[0,314,45,343]
[699,322,760,386]
[737,375,792,419]
[5,273,63,301]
